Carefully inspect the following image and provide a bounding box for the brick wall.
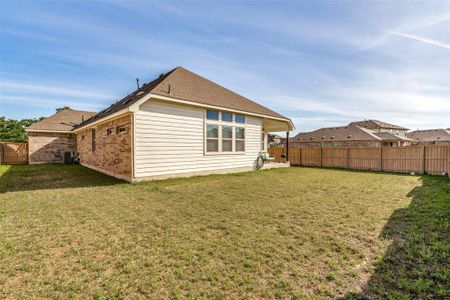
[28,132,75,164]
[76,115,133,181]
[290,140,381,148]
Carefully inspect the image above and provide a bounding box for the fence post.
[320,146,323,167]
[299,148,302,166]
[380,147,383,172]
[422,146,426,174]
[447,146,450,179]
[0,143,3,165]
[346,148,349,169]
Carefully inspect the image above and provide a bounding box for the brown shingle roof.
[348,120,408,130]
[292,126,414,143]
[76,66,290,129]
[373,132,413,142]
[75,68,177,129]
[406,129,450,142]
[26,109,96,132]
[151,67,288,119]
[291,126,381,142]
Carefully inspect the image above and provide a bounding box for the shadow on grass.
[0,164,123,193]
[344,175,450,299]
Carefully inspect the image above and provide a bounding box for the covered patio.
[262,117,294,164]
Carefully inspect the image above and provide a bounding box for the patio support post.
[286,131,289,162]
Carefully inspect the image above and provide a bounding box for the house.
[26,67,294,181]
[407,129,450,145]
[290,119,412,148]
[268,134,285,147]
[27,109,96,163]
[348,120,409,137]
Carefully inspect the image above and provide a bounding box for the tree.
[0,116,45,142]
[56,106,70,112]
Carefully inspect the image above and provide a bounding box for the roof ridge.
[153,67,289,120]
[74,67,178,129]
[357,126,382,140]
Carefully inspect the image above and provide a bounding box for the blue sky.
[1,1,449,134]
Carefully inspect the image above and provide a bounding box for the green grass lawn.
[0,164,448,299]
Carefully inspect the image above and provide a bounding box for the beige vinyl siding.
[134,100,262,178]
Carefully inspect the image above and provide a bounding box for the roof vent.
[321,136,325,139]
[310,137,314,140]
[330,136,335,139]
[347,135,352,138]
[137,91,144,96]
[159,73,165,78]
[123,97,134,104]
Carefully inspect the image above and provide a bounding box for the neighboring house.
[290,119,412,148]
[26,67,294,181]
[268,134,285,147]
[407,129,450,145]
[27,109,96,163]
[348,120,409,137]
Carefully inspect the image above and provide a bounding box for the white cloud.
[388,31,450,50]
[0,81,115,100]
[0,95,103,111]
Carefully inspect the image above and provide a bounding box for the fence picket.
[269,146,449,175]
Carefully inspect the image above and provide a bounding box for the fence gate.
[0,142,28,164]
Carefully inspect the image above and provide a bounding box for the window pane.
[222,112,232,122]
[222,140,232,152]
[236,127,245,139]
[235,114,245,123]
[206,110,219,120]
[222,126,232,139]
[207,124,218,138]
[207,139,218,152]
[235,140,245,152]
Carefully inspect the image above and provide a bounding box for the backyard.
[0,164,448,299]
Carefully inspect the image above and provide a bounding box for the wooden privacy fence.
[269,146,450,176]
[0,142,28,165]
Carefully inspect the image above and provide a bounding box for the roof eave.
[25,129,74,133]
[72,108,132,132]
[129,92,294,131]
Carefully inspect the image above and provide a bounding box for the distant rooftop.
[348,119,409,130]
[292,122,412,143]
[406,129,450,142]
[26,109,96,132]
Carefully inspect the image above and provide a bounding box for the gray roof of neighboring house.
[406,129,450,142]
[76,66,290,129]
[26,109,96,132]
[348,119,409,130]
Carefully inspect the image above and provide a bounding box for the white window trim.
[204,110,246,155]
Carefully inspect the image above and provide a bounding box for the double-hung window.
[205,110,245,154]
[206,124,219,152]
